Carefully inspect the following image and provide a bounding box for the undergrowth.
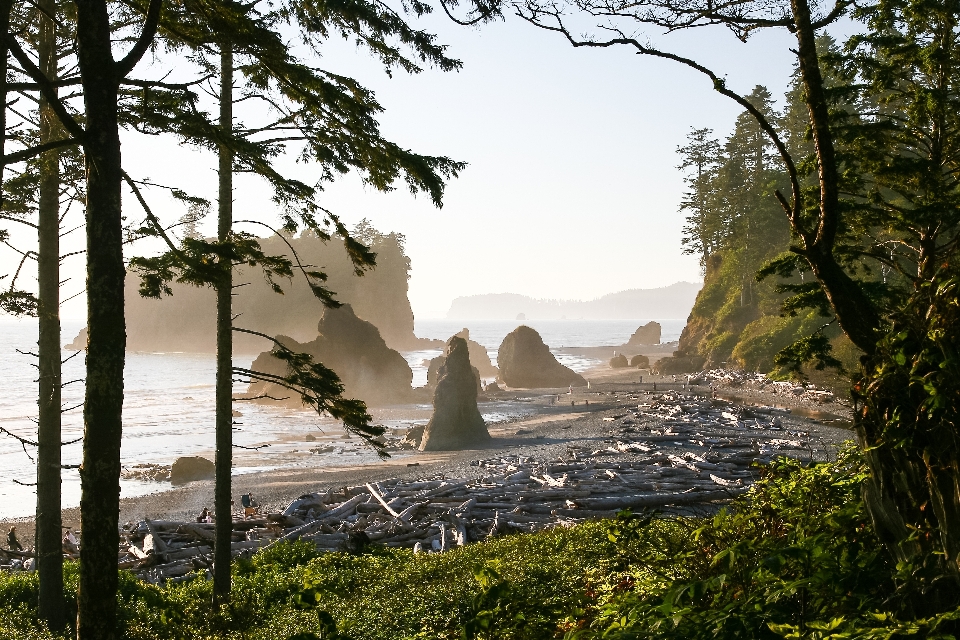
[2,444,959,639]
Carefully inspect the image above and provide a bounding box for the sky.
[3,6,818,320]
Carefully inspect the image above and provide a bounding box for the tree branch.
[3,137,79,165]
[115,0,164,79]
[7,37,85,140]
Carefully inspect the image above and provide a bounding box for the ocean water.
[0,317,684,518]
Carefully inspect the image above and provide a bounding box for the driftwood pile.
[0,548,35,572]
[692,369,837,404]
[583,391,819,461]
[113,394,811,584]
[2,391,831,582]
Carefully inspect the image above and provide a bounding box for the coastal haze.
[446,282,701,320]
[0,283,692,517]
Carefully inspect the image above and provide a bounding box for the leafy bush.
[3,447,959,640]
[566,446,960,639]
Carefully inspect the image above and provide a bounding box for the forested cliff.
[667,54,863,377]
[68,221,423,353]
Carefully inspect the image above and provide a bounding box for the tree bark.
[36,0,65,629]
[0,0,12,196]
[213,44,234,602]
[75,1,125,637]
[789,0,883,354]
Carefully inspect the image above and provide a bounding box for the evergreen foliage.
[5,448,960,639]
[671,78,855,378]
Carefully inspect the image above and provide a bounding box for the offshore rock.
[246,304,412,406]
[496,325,587,389]
[420,337,490,451]
[65,327,87,350]
[453,328,498,377]
[427,355,482,394]
[609,353,629,368]
[627,321,661,345]
[170,456,215,485]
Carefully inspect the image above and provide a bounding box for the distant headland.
[445,282,702,321]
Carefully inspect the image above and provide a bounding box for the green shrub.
[565,446,960,639]
[3,447,959,640]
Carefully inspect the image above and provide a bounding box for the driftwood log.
[2,390,828,582]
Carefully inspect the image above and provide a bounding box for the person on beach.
[197,507,210,523]
[241,493,257,519]
[62,530,79,554]
[7,526,23,552]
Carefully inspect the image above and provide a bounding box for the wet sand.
[1,364,856,549]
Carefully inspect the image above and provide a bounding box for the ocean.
[0,317,684,518]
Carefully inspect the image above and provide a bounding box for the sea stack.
[627,321,662,345]
[419,336,490,451]
[427,354,482,394]
[246,304,413,406]
[454,328,499,378]
[497,325,587,388]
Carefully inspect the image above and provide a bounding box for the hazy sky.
[4,8,819,321]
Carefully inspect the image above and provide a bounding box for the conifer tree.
[487,0,960,602]
[123,0,464,600]
[0,1,85,629]
[2,0,463,632]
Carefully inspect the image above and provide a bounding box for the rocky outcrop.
[170,456,215,485]
[66,228,430,353]
[609,353,629,368]
[496,325,587,389]
[65,327,87,350]
[484,381,502,393]
[653,354,706,375]
[627,321,661,345]
[419,337,491,451]
[454,328,498,377]
[246,304,413,406]
[629,354,650,368]
[427,355,482,394]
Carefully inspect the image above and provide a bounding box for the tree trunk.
[75,1,125,638]
[0,0,12,195]
[213,44,234,602]
[789,0,883,355]
[36,0,65,629]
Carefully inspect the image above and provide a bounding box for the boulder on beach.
[626,321,661,346]
[496,325,587,389]
[420,336,491,451]
[630,354,650,368]
[246,304,413,406]
[609,353,629,368]
[170,456,215,485]
[484,381,502,393]
[653,354,706,375]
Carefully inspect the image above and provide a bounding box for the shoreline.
[1,366,856,549]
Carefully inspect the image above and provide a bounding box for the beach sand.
[1,366,856,548]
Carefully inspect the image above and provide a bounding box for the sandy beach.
[1,363,855,549]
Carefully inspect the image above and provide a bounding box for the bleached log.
[283,493,327,516]
[128,545,148,560]
[165,545,212,561]
[143,520,169,555]
[366,483,402,518]
[266,494,368,547]
[177,523,215,542]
